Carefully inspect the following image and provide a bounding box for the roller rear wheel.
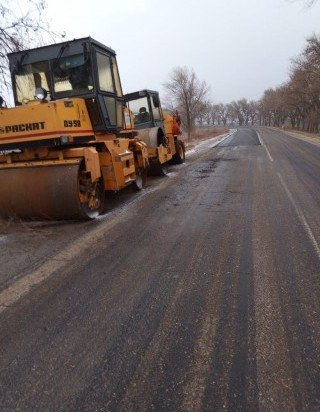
[148,161,169,176]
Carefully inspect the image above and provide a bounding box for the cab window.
[111,56,122,97]
[128,97,151,125]
[53,54,93,97]
[150,95,161,121]
[96,52,114,93]
[15,61,51,103]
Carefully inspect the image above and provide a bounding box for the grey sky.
[44,0,319,103]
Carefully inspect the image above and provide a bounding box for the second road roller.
[123,89,185,175]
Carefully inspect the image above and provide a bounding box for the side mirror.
[152,94,160,108]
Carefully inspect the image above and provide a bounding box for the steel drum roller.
[0,164,92,220]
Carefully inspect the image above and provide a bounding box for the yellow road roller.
[123,90,185,175]
[0,37,148,220]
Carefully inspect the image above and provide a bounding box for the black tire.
[148,161,169,176]
[172,140,186,164]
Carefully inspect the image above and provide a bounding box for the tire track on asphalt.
[253,127,320,410]
[119,152,243,411]
[202,146,259,411]
[252,159,296,410]
[226,158,259,412]
[67,154,230,411]
[180,191,244,411]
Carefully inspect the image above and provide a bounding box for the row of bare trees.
[195,100,259,128]
[259,35,320,133]
[164,34,320,137]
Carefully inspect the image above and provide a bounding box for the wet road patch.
[219,129,261,147]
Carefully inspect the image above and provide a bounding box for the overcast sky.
[44,0,319,103]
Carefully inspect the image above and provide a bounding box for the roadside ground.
[180,127,229,150]
[273,127,320,147]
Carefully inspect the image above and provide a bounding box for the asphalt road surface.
[0,127,319,411]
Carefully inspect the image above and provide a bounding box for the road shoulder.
[272,128,320,147]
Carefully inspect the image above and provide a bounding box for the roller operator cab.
[9,37,124,139]
[124,90,162,128]
[124,90,186,173]
[124,89,166,145]
[0,38,148,220]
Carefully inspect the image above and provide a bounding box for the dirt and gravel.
[0,127,319,411]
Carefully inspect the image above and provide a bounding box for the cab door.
[94,49,124,130]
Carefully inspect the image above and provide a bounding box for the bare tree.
[258,87,287,127]
[216,103,230,126]
[195,100,213,127]
[203,101,214,126]
[227,98,258,126]
[211,104,220,126]
[228,101,236,125]
[255,35,320,133]
[196,101,206,127]
[164,66,209,140]
[229,100,244,125]
[0,0,64,100]
[248,100,258,125]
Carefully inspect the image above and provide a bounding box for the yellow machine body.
[123,90,185,173]
[0,98,94,145]
[0,99,147,189]
[0,99,148,219]
[0,40,182,220]
[119,106,176,165]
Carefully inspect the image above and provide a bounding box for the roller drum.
[0,164,91,220]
